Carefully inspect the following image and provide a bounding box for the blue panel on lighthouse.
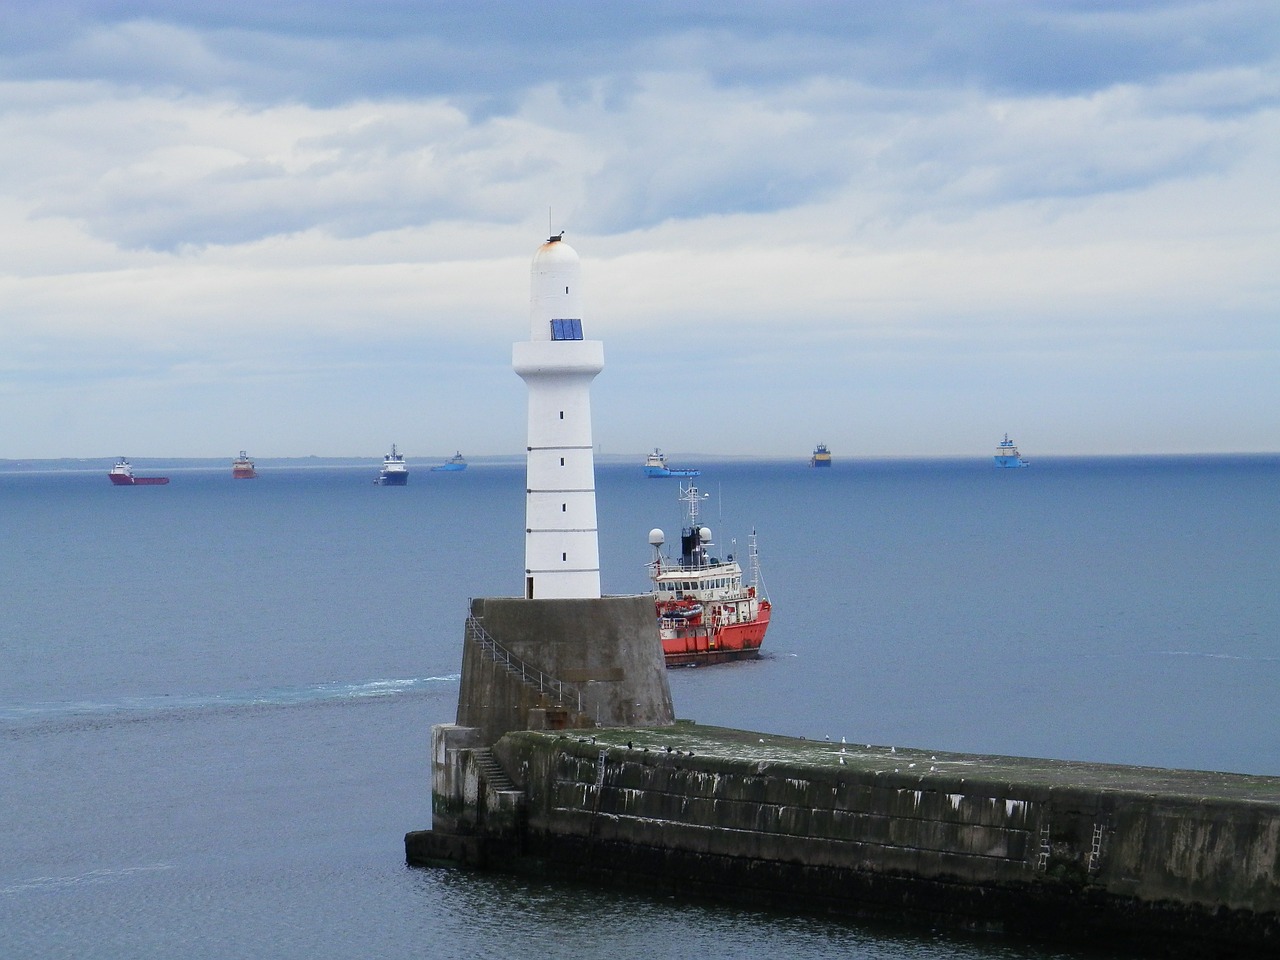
[550,318,583,341]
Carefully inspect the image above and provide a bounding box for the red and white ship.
[108,458,169,486]
[649,483,770,666]
[232,450,257,479]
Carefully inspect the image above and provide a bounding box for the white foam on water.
[0,862,176,897]
[0,675,460,724]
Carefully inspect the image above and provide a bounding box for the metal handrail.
[465,615,584,714]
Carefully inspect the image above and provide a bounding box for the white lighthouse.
[512,233,604,600]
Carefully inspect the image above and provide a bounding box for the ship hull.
[661,603,770,667]
[644,466,699,478]
[430,464,466,472]
[232,468,257,479]
[377,473,408,486]
[994,457,1028,468]
[109,475,169,485]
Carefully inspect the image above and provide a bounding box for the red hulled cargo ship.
[649,483,770,666]
[108,458,169,485]
[232,450,257,479]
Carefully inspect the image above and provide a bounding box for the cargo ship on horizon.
[232,450,257,479]
[108,458,169,486]
[810,442,831,467]
[643,448,699,478]
[376,444,408,485]
[994,434,1030,468]
[649,483,770,666]
[431,451,467,472]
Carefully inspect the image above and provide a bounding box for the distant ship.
[376,444,409,485]
[431,451,467,472]
[994,434,1030,468]
[108,458,169,486]
[649,483,770,666]
[643,448,699,478]
[232,450,257,479]
[810,443,832,467]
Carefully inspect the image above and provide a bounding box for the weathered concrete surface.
[408,722,1280,956]
[457,596,674,745]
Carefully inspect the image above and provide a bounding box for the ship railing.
[464,614,585,714]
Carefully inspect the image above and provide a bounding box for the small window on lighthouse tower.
[562,552,567,561]
[560,457,565,466]
[559,411,564,419]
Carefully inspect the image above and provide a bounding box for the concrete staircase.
[472,747,517,792]
[465,614,587,717]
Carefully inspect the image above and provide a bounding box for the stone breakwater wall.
[409,723,1280,955]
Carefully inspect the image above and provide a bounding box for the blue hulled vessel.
[376,444,409,485]
[994,434,1029,468]
[643,448,699,478]
[431,452,467,472]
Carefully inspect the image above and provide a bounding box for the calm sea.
[2,456,1276,959]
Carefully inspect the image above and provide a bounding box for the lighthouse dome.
[529,232,583,341]
[533,233,579,266]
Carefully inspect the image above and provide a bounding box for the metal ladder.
[1036,823,1052,871]
[1088,822,1105,874]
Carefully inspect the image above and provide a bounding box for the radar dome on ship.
[649,528,665,547]
[699,527,712,542]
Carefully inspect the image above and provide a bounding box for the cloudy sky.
[2,1,1277,459]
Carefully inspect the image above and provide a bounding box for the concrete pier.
[410,720,1280,955]
[407,595,1278,954]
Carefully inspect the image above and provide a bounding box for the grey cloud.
[6,1,1276,250]
[4,1,1277,106]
